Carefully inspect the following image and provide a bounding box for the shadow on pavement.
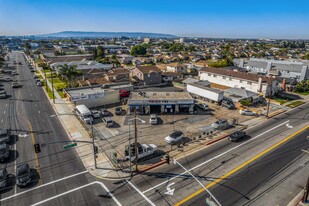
[0,174,16,194]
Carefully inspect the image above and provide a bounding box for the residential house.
[131,65,162,85]
[105,68,130,82]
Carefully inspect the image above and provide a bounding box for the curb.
[137,160,167,173]
[267,109,286,119]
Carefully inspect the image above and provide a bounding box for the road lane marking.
[0,170,88,202]
[142,120,290,194]
[175,125,309,206]
[3,110,5,114]
[127,181,156,206]
[6,104,8,107]
[38,110,40,114]
[1,119,3,124]
[30,181,122,206]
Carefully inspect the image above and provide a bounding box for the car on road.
[91,110,101,119]
[4,77,12,82]
[11,71,17,75]
[165,131,184,144]
[228,131,247,142]
[115,107,123,115]
[0,129,11,144]
[239,109,258,116]
[33,74,39,79]
[149,114,158,125]
[196,103,209,111]
[0,168,8,189]
[102,117,114,128]
[30,68,35,72]
[0,143,10,161]
[0,90,7,99]
[36,81,43,86]
[16,164,31,187]
[212,119,229,130]
[100,108,110,116]
[221,100,235,110]
[11,82,19,88]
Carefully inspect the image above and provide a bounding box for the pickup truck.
[125,143,158,161]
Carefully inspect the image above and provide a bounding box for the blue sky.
[0,0,309,39]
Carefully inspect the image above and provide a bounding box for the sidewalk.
[26,55,129,180]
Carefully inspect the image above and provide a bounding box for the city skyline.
[1,0,309,39]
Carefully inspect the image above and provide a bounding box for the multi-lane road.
[0,52,117,206]
[0,51,308,206]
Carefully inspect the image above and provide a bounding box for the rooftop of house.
[199,67,273,84]
[135,65,161,74]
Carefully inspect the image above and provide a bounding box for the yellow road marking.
[26,119,42,185]
[175,125,309,206]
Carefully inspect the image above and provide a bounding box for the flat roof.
[65,86,115,98]
[130,91,193,100]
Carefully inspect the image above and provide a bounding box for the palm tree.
[59,64,82,88]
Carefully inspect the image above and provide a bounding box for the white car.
[165,131,184,144]
[149,114,157,125]
[239,109,258,116]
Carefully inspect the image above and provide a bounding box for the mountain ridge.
[37,31,177,38]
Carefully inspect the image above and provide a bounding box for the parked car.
[102,117,114,128]
[33,75,39,79]
[11,82,19,88]
[100,108,110,116]
[16,164,31,187]
[30,68,35,72]
[120,89,131,98]
[0,91,7,99]
[221,100,235,110]
[0,129,11,144]
[239,109,258,116]
[115,107,123,115]
[165,131,184,144]
[125,143,158,161]
[149,114,158,125]
[91,110,101,119]
[228,131,247,142]
[0,168,8,189]
[11,71,17,75]
[196,103,209,111]
[212,119,229,130]
[0,143,9,161]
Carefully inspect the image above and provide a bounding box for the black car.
[228,131,246,142]
[115,107,122,115]
[0,168,8,189]
[16,164,31,187]
[0,129,11,144]
[0,143,10,161]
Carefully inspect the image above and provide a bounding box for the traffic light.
[94,146,98,154]
[34,143,41,153]
[165,154,170,164]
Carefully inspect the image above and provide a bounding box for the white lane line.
[1,119,3,124]
[6,104,8,107]
[1,170,88,202]
[30,181,122,206]
[3,110,5,114]
[127,180,156,206]
[38,111,40,114]
[142,120,290,194]
[35,104,37,107]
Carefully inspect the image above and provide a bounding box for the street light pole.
[90,119,98,169]
[51,70,55,103]
[266,75,273,118]
[134,110,138,172]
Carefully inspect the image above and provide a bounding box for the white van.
[75,105,93,124]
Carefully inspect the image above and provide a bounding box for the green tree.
[96,46,105,60]
[59,64,82,88]
[169,43,184,52]
[130,44,147,56]
[239,99,251,107]
[303,52,309,60]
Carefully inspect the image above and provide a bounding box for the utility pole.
[43,65,48,92]
[134,110,138,172]
[90,119,97,169]
[266,75,273,118]
[51,70,55,103]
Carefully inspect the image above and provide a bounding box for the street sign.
[63,143,77,150]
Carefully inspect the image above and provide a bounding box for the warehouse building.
[186,81,224,103]
[65,85,120,108]
[128,91,195,114]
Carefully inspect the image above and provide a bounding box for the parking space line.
[127,180,156,206]
[142,120,289,194]
[1,170,88,202]
[30,181,122,206]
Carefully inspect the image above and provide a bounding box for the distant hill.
[37,31,177,38]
